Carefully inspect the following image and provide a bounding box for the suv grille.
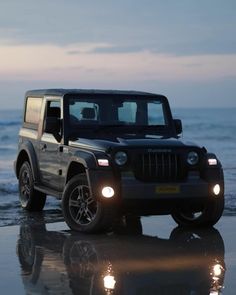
[133,152,186,182]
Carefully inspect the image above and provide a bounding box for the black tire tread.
[19,162,46,211]
[62,174,114,233]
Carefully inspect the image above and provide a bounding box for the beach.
[0,214,235,294]
[1,1,236,293]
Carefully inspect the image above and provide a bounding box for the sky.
[0,0,236,109]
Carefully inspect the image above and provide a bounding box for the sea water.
[0,108,235,226]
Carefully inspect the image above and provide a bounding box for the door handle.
[58,145,63,152]
[40,143,47,151]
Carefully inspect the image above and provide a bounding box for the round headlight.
[187,151,199,165]
[114,151,128,166]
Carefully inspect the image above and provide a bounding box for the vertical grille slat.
[149,152,152,176]
[142,154,145,176]
[155,153,158,176]
[168,154,171,179]
[162,154,165,177]
[174,154,178,179]
[134,152,185,182]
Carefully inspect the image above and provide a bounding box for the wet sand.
[0,215,235,294]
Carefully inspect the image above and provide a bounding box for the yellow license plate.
[156,185,180,194]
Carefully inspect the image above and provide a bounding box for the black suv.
[15,89,224,232]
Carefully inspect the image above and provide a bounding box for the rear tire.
[19,162,46,211]
[62,174,114,233]
[171,196,224,228]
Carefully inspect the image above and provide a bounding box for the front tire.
[171,196,224,228]
[19,162,46,211]
[62,174,114,233]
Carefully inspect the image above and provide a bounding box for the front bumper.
[87,168,223,214]
[119,171,224,215]
[121,176,210,200]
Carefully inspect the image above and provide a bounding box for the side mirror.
[173,119,182,135]
[45,117,61,135]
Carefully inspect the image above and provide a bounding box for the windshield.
[68,96,168,130]
[66,95,174,137]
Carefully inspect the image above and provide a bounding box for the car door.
[39,99,63,191]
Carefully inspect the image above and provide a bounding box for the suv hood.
[69,135,204,152]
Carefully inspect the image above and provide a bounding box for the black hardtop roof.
[25,88,166,99]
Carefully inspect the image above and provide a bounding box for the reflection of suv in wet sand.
[15,89,224,232]
[17,218,225,295]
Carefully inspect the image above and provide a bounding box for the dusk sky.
[0,0,236,109]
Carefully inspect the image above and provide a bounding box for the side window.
[25,97,43,126]
[44,100,61,135]
[147,102,166,125]
[118,102,137,123]
[46,100,61,118]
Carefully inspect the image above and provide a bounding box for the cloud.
[0,1,236,56]
[0,43,236,84]
[0,1,236,109]
[66,43,113,55]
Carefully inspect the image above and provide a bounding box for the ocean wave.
[0,200,19,210]
[0,145,17,153]
[0,182,18,194]
[223,191,236,216]
[194,135,235,141]
[0,135,10,141]
[0,120,21,127]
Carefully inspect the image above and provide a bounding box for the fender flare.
[15,141,40,182]
[65,150,107,186]
[65,153,96,184]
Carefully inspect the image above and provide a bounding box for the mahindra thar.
[15,89,224,232]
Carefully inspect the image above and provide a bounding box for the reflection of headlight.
[103,275,116,290]
[210,263,224,295]
[187,151,199,165]
[114,151,128,166]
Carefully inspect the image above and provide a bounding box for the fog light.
[102,186,115,198]
[213,264,222,277]
[103,275,116,290]
[213,184,220,196]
